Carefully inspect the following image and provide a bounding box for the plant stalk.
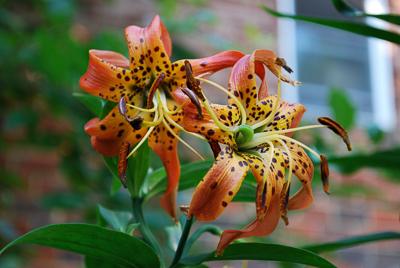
[131,197,163,261]
[170,216,195,268]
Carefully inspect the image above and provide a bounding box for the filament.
[251,68,282,130]
[126,103,156,113]
[197,77,247,125]
[277,135,320,159]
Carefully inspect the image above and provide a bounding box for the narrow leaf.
[180,243,335,268]
[73,92,105,118]
[303,231,400,253]
[97,205,134,233]
[0,223,160,268]
[261,5,400,45]
[331,0,400,25]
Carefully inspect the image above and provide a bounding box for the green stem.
[131,197,163,262]
[170,216,194,268]
[182,224,222,256]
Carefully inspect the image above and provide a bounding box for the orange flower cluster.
[80,15,351,254]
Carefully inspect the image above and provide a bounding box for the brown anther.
[318,117,352,151]
[275,57,293,74]
[118,97,129,121]
[320,155,330,195]
[181,87,203,119]
[117,141,130,188]
[208,141,221,158]
[184,60,205,101]
[129,117,143,130]
[147,73,165,109]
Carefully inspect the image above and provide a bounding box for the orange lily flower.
[182,50,351,254]
[80,15,244,219]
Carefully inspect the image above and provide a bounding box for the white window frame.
[277,0,396,131]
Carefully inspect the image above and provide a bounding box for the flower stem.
[170,216,195,268]
[131,197,163,261]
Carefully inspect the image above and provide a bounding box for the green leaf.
[181,243,335,268]
[73,92,105,118]
[97,205,136,233]
[145,160,213,201]
[329,147,400,173]
[145,160,257,203]
[103,156,123,195]
[331,0,400,25]
[303,231,400,253]
[127,143,151,197]
[85,257,125,268]
[261,5,400,45]
[0,224,159,268]
[328,87,356,130]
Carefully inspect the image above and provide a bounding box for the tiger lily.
[182,50,351,254]
[80,15,244,219]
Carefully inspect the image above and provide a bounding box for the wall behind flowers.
[0,0,399,267]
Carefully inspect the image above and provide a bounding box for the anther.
[275,57,293,74]
[320,154,330,195]
[318,117,352,151]
[117,141,130,188]
[181,87,203,119]
[184,60,205,101]
[118,97,129,121]
[147,73,165,109]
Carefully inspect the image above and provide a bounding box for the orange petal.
[182,102,238,147]
[125,15,172,80]
[90,136,122,156]
[80,50,146,102]
[188,147,249,221]
[262,97,306,132]
[216,193,282,255]
[278,142,314,211]
[148,123,180,219]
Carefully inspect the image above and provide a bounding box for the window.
[277,0,396,130]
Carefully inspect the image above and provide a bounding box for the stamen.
[181,87,203,119]
[117,141,130,188]
[203,100,234,132]
[147,73,165,109]
[161,119,205,160]
[280,182,290,226]
[196,77,247,125]
[126,103,156,113]
[318,117,352,151]
[265,125,327,136]
[251,68,282,130]
[275,57,293,74]
[157,91,207,141]
[127,125,155,158]
[276,135,321,159]
[320,155,330,195]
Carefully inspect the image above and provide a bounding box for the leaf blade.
[0,223,160,268]
[181,243,336,268]
[261,5,400,44]
[303,231,400,253]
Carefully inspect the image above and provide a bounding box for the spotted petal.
[216,192,282,255]
[182,103,239,147]
[148,120,181,220]
[188,146,249,221]
[125,15,173,81]
[80,50,147,103]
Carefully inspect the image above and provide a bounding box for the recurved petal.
[80,49,145,102]
[182,102,238,147]
[253,49,299,86]
[125,15,172,79]
[216,193,282,255]
[282,142,314,210]
[148,122,180,220]
[262,97,306,132]
[90,136,122,156]
[188,147,249,221]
